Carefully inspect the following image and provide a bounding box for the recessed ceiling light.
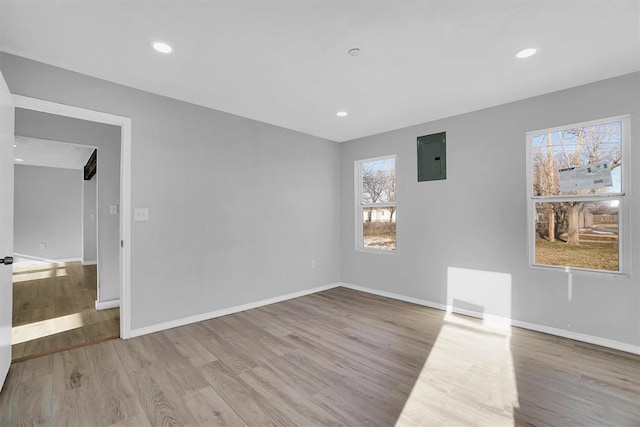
[15,158,24,162]
[13,144,17,147]
[515,47,539,59]
[337,111,348,117]
[152,41,173,54]
[347,48,361,57]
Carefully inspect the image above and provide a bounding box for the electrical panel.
[417,132,446,182]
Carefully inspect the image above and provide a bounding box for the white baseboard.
[340,282,447,311]
[339,282,640,355]
[129,283,341,338]
[14,253,82,264]
[95,299,120,310]
[509,319,640,355]
[82,260,97,266]
[124,279,639,355]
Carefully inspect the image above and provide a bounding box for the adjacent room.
[11,115,121,361]
[0,1,638,425]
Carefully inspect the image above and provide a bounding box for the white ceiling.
[14,136,95,170]
[1,1,638,142]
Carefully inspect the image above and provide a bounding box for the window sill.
[529,264,628,279]
[356,248,397,256]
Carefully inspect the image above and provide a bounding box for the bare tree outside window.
[529,119,624,272]
[358,156,396,251]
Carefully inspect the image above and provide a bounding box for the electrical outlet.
[134,208,149,221]
[40,243,46,249]
[311,260,316,269]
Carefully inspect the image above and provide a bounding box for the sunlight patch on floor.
[12,261,68,283]
[395,313,519,425]
[12,312,85,345]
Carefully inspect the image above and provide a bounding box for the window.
[526,116,628,274]
[356,155,396,252]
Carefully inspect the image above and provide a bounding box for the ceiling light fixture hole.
[347,48,361,57]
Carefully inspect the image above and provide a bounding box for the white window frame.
[355,155,397,254]
[525,115,630,277]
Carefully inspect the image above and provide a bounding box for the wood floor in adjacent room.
[1,287,639,426]
[11,260,119,362]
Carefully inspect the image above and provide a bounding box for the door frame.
[13,95,132,339]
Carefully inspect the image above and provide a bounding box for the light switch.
[109,204,119,215]
[134,208,149,221]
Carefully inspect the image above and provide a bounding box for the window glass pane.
[363,207,396,251]
[531,121,622,196]
[361,158,396,204]
[534,201,619,271]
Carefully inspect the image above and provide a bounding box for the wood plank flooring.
[1,287,639,425]
[11,260,119,361]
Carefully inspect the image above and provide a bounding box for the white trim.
[354,154,398,254]
[82,260,97,266]
[531,194,624,201]
[356,248,397,256]
[510,319,640,355]
[130,283,341,338]
[340,282,447,311]
[94,165,101,317]
[13,253,81,264]
[13,95,132,339]
[95,299,120,310]
[339,282,640,355]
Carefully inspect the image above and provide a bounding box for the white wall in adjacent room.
[14,164,82,260]
[14,109,121,304]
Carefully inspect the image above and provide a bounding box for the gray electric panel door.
[417,132,446,182]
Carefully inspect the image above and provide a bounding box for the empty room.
[0,1,638,426]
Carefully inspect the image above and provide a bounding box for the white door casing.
[0,70,15,390]
[12,95,132,339]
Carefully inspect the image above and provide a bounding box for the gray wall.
[1,52,342,331]
[14,165,82,260]
[83,175,97,263]
[340,72,640,347]
[14,109,121,304]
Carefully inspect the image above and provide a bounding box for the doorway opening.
[11,136,121,361]
[11,96,131,362]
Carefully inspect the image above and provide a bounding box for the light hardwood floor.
[12,260,119,362]
[1,287,638,426]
